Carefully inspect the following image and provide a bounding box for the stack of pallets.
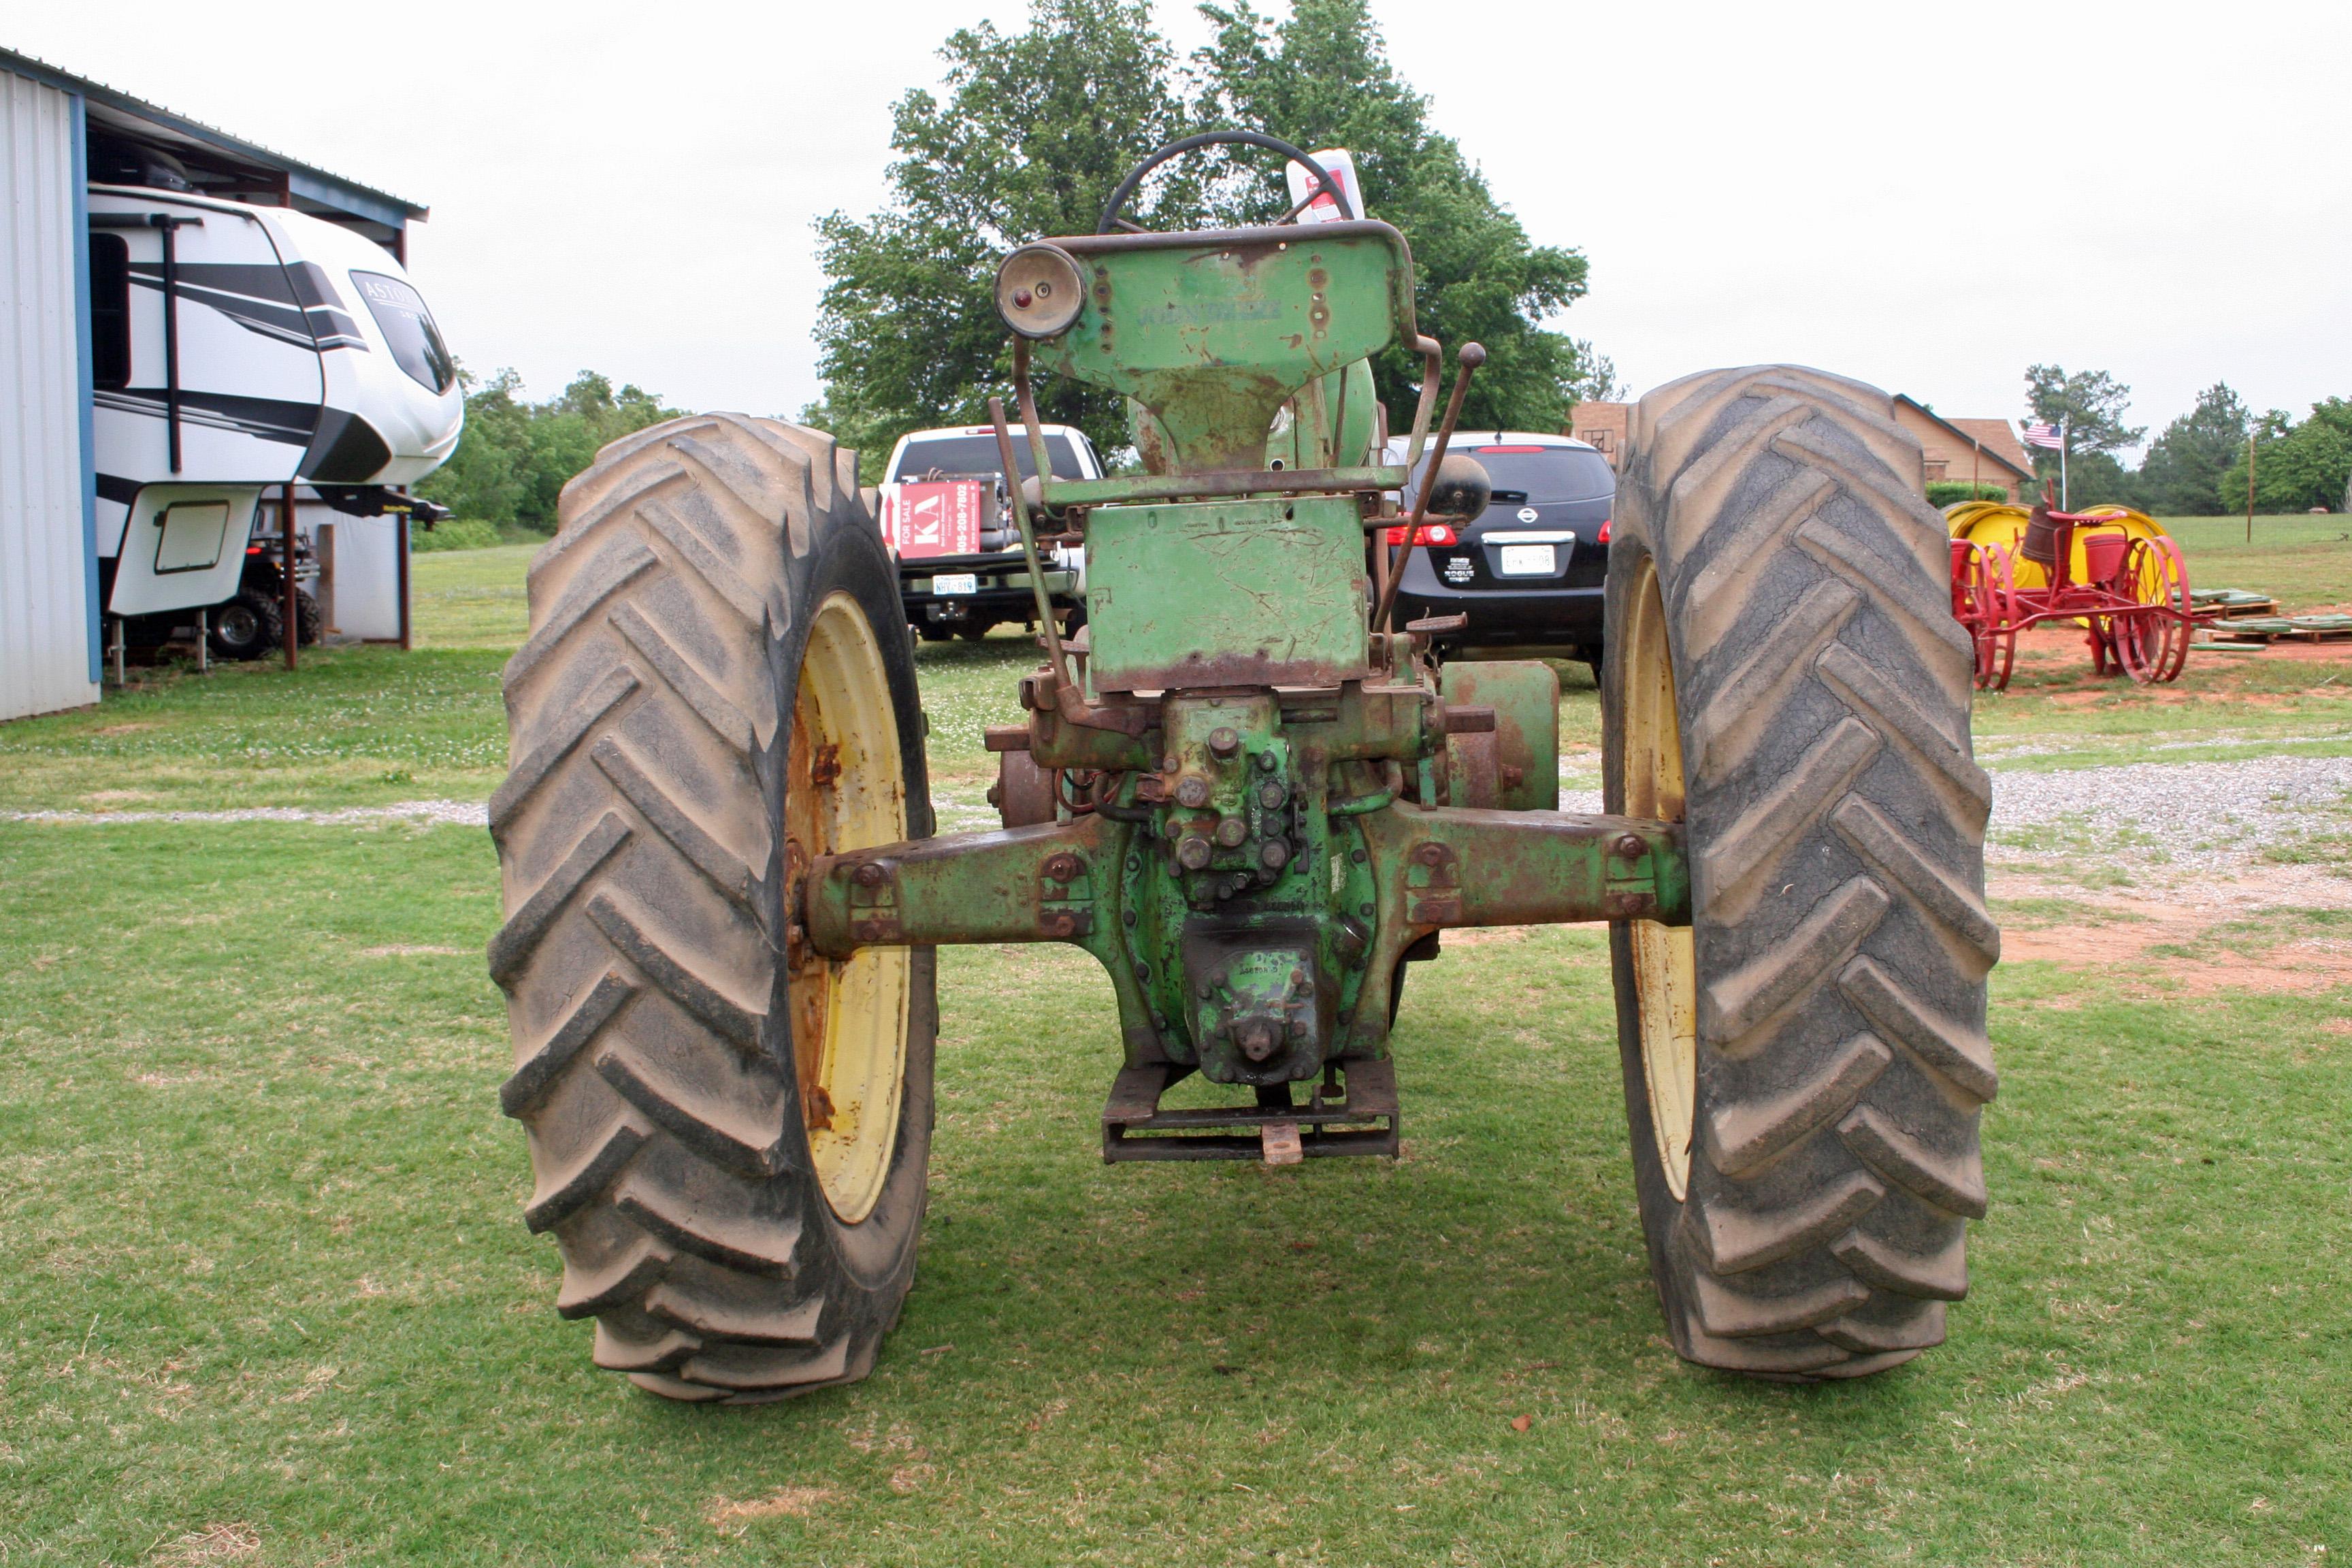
[2190,587,2281,620]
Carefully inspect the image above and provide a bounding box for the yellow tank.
[1944,500,2174,595]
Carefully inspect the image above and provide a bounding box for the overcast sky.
[16,0,2347,451]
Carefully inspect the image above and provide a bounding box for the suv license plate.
[1497,544,1555,576]
[932,572,979,595]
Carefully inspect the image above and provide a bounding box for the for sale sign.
[882,480,985,559]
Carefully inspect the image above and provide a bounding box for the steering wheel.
[1096,130,1354,235]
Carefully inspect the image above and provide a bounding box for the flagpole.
[2059,416,2070,510]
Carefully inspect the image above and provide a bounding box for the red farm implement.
[1946,491,2198,691]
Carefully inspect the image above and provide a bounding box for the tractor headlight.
[995,244,1085,340]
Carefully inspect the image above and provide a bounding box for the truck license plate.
[932,572,979,595]
[1497,544,1555,576]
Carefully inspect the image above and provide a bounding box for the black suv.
[1386,434,1615,672]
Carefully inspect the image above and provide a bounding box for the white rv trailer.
[87,176,462,650]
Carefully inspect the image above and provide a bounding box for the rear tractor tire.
[487,412,936,1402]
[1604,366,1998,1382]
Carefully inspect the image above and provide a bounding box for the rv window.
[90,234,131,391]
[350,271,455,394]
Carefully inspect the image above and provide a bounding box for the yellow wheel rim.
[1621,559,1697,1200]
[785,591,911,1225]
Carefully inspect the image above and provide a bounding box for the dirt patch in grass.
[2232,640,2352,664]
[1990,865,2352,994]
[1443,927,1531,948]
[150,1522,261,1564]
[709,1486,834,1531]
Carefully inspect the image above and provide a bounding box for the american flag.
[2021,421,2066,450]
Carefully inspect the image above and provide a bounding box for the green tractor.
[487,133,1997,1401]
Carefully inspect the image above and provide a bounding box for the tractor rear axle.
[802,769,1689,1083]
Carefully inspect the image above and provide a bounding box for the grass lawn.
[2158,513,2352,612]
[2,544,2348,1565]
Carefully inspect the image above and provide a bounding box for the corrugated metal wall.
[0,69,97,721]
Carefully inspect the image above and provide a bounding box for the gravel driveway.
[14,753,2348,881]
[1982,753,2352,870]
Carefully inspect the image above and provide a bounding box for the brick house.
[1567,400,1629,469]
[1891,396,2036,501]
[1565,394,2037,502]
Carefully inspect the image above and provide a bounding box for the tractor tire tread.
[1610,364,1995,1383]
[490,412,928,1402]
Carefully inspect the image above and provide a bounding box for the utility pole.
[2245,433,2257,544]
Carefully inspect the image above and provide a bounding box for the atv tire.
[295,587,322,647]
[488,412,935,1403]
[1604,366,1997,1381]
[207,589,282,661]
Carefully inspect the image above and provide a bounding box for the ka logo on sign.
[910,494,945,547]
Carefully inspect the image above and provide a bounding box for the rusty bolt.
[1215,816,1249,848]
[1237,1019,1279,1062]
[1416,842,1447,866]
[1260,838,1290,870]
[1256,749,1279,772]
[1043,852,1083,883]
[1177,835,1213,870]
[855,919,884,943]
[1616,834,1646,858]
[1041,911,1074,937]
[854,862,888,887]
[1208,728,1241,759]
[1175,775,1212,809]
[1161,755,1179,772]
[1257,779,1288,809]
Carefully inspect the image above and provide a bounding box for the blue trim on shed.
[69,92,101,683]
[286,169,408,231]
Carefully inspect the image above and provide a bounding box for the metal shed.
[0,48,427,721]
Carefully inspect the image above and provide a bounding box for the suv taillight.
[1381,523,1458,546]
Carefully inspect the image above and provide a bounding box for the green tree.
[2217,399,2352,513]
[2057,451,2137,510]
[2023,363,2144,490]
[1192,0,1595,433]
[2135,382,2247,516]
[415,365,527,525]
[414,368,681,531]
[808,0,1195,474]
[808,0,1602,475]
